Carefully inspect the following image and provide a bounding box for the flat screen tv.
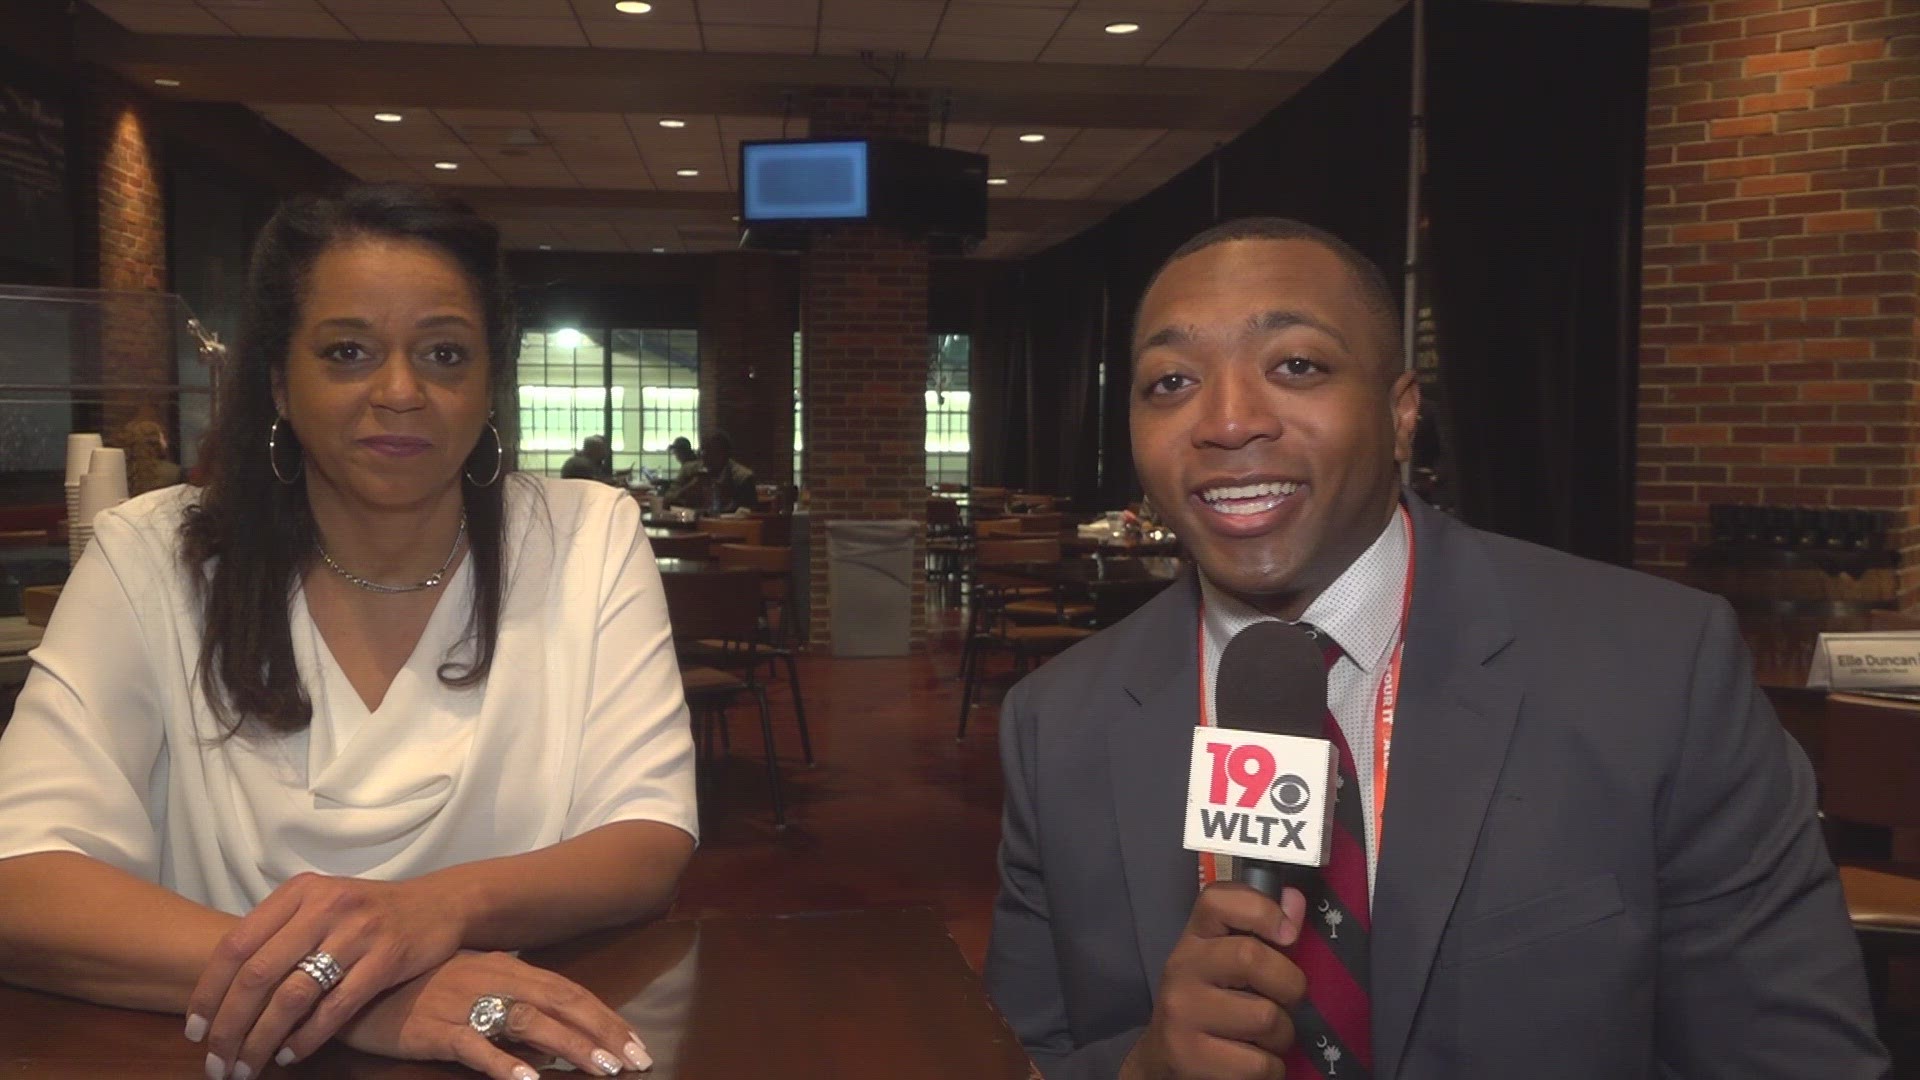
[738,138,987,247]
[740,140,869,223]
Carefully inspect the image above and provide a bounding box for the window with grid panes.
[516,327,697,482]
[926,333,970,487]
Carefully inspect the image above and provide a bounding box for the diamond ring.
[294,951,345,994]
[469,994,514,1042]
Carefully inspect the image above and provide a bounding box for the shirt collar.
[1197,504,1410,674]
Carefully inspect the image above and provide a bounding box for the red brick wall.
[803,87,932,650]
[75,86,172,437]
[1636,0,1920,602]
[699,253,797,486]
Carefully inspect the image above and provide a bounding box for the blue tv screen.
[741,140,869,222]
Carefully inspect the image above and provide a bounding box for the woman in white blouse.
[0,186,697,1080]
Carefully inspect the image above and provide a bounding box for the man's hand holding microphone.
[1125,622,1340,1080]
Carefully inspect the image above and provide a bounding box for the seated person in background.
[116,417,183,496]
[985,217,1885,1079]
[560,433,614,482]
[0,184,695,1080]
[665,430,759,513]
[667,436,698,485]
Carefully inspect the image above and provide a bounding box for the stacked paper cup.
[72,446,130,566]
[65,433,104,565]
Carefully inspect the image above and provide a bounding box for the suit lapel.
[1110,573,1204,993]
[1371,497,1523,1079]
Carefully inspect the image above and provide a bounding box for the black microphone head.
[1216,621,1326,739]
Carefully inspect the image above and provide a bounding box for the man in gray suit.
[984,218,1887,1080]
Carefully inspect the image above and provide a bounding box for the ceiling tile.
[198,0,329,12]
[820,0,943,32]
[579,18,705,47]
[210,9,355,37]
[935,3,1067,39]
[700,25,816,52]
[448,0,578,14]
[567,167,659,188]
[567,0,700,18]
[1162,11,1308,42]
[927,34,1044,61]
[814,28,932,56]
[321,0,449,13]
[460,16,591,44]
[1316,0,1402,13]
[90,2,237,34]
[1249,42,1346,69]
[334,12,474,41]
[1282,12,1383,44]
[698,0,816,27]
[627,112,722,147]
[1203,0,1329,11]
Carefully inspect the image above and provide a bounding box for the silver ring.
[469,994,514,1042]
[295,951,345,994]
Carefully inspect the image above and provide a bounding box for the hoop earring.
[465,420,502,487]
[267,416,300,485]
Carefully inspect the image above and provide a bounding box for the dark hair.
[1138,217,1403,379]
[702,430,734,453]
[181,184,520,734]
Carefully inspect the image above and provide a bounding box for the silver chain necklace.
[317,513,467,594]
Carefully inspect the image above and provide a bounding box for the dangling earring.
[267,416,300,485]
[465,418,502,487]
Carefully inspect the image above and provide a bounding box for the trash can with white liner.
[825,519,917,657]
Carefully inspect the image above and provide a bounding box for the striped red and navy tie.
[1280,625,1372,1080]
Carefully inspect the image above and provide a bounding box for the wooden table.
[0,908,1032,1079]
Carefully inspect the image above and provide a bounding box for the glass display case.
[0,284,223,616]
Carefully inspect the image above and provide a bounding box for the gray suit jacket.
[985,495,1887,1079]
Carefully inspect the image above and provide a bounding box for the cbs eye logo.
[1269,774,1311,815]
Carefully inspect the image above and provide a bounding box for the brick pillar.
[1635,0,1920,603]
[74,83,172,439]
[699,253,797,487]
[804,87,932,650]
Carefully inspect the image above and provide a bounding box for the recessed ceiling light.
[651,247,667,253]
[1018,132,1046,143]
[1104,21,1140,34]
[675,168,699,177]
[433,161,459,170]
[538,244,552,250]
[987,177,1009,186]
[373,112,403,123]
[658,118,686,129]
[613,1,652,13]
[153,78,181,88]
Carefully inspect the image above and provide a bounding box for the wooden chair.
[661,569,787,829]
[1016,512,1064,535]
[1816,697,1920,1003]
[648,531,713,561]
[924,499,967,599]
[701,517,765,546]
[709,543,814,766]
[957,537,1074,739]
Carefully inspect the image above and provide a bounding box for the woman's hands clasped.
[339,950,653,1079]
[186,872,465,1078]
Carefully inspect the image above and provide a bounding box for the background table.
[0,908,1032,1079]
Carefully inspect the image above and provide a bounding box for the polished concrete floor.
[672,609,1004,970]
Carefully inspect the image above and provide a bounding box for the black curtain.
[1009,8,1415,508]
[1423,1,1649,564]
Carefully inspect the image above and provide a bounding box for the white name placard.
[1805,632,1920,690]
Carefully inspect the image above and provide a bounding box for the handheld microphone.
[1184,621,1334,901]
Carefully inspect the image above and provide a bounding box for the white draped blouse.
[0,476,697,915]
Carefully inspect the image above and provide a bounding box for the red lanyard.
[1195,505,1415,888]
